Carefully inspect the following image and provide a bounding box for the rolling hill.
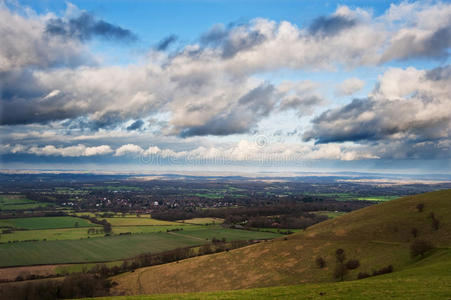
[110,189,451,296]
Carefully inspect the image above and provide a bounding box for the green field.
[305,193,400,202]
[356,195,400,201]
[192,193,223,199]
[85,186,143,191]
[0,227,100,242]
[177,218,224,225]
[0,195,51,211]
[0,216,96,230]
[312,211,347,218]
[251,228,302,233]
[0,227,282,267]
[172,226,281,241]
[104,218,183,226]
[0,225,209,243]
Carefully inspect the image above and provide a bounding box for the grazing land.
[92,248,451,299]
[0,226,281,267]
[177,218,224,225]
[0,216,96,230]
[0,195,51,210]
[103,218,182,226]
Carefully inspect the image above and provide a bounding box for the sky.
[0,0,450,174]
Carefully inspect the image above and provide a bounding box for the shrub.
[357,272,370,279]
[410,239,434,258]
[372,265,393,276]
[345,259,360,270]
[431,218,440,231]
[315,256,326,268]
[416,203,424,212]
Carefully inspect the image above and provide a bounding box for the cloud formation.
[304,66,451,158]
[1,1,450,166]
[46,12,137,42]
[335,78,365,96]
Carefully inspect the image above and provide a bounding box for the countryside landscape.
[1,0,451,299]
[0,173,450,298]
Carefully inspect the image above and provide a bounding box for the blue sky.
[0,0,450,174]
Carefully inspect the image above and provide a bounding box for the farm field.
[177,218,224,225]
[312,211,347,218]
[356,196,400,201]
[104,217,183,226]
[305,193,400,202]
[0,195,51,211]
[0,227,102,242]
[250,228,302,233]
[172,226,281,241]
[0,227,282,267]
[0,216,97,230]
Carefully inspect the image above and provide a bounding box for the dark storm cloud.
[126,119,145,131]
[179,84,276,137]
[156,35,178,51]
[46,12,137,42]
[309,15,356,36]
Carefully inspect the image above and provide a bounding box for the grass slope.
[111,189,451,296]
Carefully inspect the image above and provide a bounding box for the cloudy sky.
[0,0,450,174]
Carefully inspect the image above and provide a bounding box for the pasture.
[177,218,224,225]
[0,227,282,267]
[0,195,51,211]
[0,216,96,230]
[103,218,182,226]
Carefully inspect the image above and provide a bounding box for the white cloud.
[115,144,144,156]
[335,78,365,96]
[26,144,112,157]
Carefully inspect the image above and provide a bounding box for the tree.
[335,249,345,263]
[103,222,112,234]
[410,239,434,258]
[428,213,440,231]
[333,249,360,281]
[315,256,326,268]
[416,203,424,212]
[334,249,346,281]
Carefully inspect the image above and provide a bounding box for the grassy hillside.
[94,248,451,299]
[111,189,451,296]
